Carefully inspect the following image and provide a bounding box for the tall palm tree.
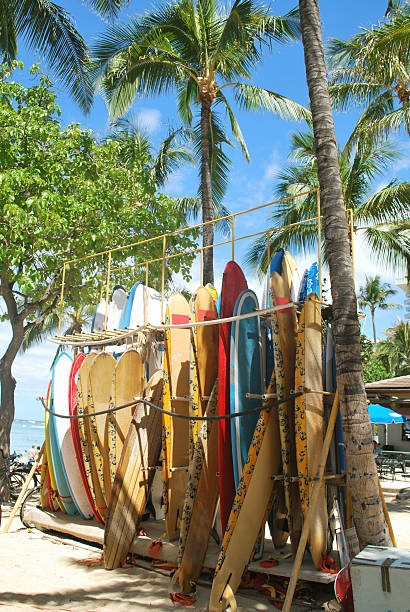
[376,320,410,376]
[1,1,128,111]
[298,0,388,546]
[358,275,399,342]
[247,129,410,275]
[90,0,310,284]
[327,2,410,151]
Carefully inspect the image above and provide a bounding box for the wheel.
[20,486,42,528]
[9,471,26,500]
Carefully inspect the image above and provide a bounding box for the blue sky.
[1,0,409,420]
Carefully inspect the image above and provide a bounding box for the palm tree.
[376,320,410,376]
[90,0,310,284]
[1,1,128,111]
[358,275,399,342]
[327,2,410,151]
[247,129,410,276]
[298,0,388,546]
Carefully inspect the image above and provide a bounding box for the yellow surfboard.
[45,406,65,513]
[295,293,328,568]
[162,293,191,541]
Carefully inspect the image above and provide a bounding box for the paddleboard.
[230,289,263,488]
[270,271,301,554]
[209,374,282,611]
[68,353,96,520]
[162,293,190,541]
[218,261,247,534]
[295,293,328,567]
[178,379,219,593]
[104,370,163,570]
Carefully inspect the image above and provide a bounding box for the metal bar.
[267,230,270,269]
[171,396,190,402]
[200,249,203,285]
[145,262,148,326]
[58,264,66,336]
[317,190,322,301]
[161,236,166,323]
[104,251,112,331]
[246,393,278,400]
[231,215,235,261]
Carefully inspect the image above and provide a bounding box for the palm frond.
[152,126,194,186]
[0,2,17,63]
[233,83,311,123]
[357,180,410,224]
[363,223,410,275]
[86,0,129,21]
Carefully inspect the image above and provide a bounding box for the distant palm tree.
[376,320,410,376]
[247,128,410,275]
[358,275,399,342]
[327,2,410,151]
[91,0,310,284]
[1,0,128,111]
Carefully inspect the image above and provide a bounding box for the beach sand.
[0,479,408,611]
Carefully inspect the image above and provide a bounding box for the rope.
[40,391,303,422]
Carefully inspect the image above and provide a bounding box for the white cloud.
[136,108,161,133]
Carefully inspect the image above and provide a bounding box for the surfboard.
[129,284,162,328]
[107,286,128,330]
[307,262,320,297]
[298,269,309,304]
[104,370,163,570]
[68,353,97,520]
[218,261,248,534]
[91,300,107,333]
[162,293,191,541]
[270,271,301,555]
[105,348,145,489]
[53,352,93,519]
[77,352,104,523]
[209,374,282,612]
[282,250,302,303]
[44,381,60,512]
[205,283,218,303]
[118,282,139,329]
[88,352,117,514]
[295,293,328,568]
[49,353,78,516]
[230,289,263,488]
[189,286,218,457]
[178,379,219,593]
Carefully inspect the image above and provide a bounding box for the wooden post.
[2,443,45,534]
[282,390,339,612]
[377,476,396,546]
[317,190,322,302]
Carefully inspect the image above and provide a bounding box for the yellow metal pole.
[161,236,166,323]
[200,249,203,286]
[145,262,148,325]
[104,251,112,330]
[99,270,104,303]
[58,264,66,336]
[231,216,235,261]
[317,189,322,302]
[267,230,270,269]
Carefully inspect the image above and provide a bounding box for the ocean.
[10,418,45,456]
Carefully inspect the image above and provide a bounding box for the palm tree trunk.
[371,307,377,343]
[299,0,389,546]
[200,100,214,286]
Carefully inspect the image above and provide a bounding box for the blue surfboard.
[230,290,264,488]
[49,352,79,515]
[307,262,320,297]
[119,281,140,329]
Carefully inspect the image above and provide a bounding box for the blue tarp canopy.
[368,403,406,424]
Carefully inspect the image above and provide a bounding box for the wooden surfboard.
[77,352,104,523]
[162,293,190,541]
[178,379,219,593]
[209,374,282,612]
[295,293,328,567]
[105,348,145,489]
[104,370,163,570]
[282,250,302,303]
[189,286,218,458]
[270,271,302,555]
[88,352,116,516]
[218,261,247,534]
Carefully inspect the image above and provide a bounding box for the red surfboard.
[69,353,102,523]
[218,261,247,534]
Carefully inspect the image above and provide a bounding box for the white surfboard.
[107,286,128,331]
[53,352,94,519]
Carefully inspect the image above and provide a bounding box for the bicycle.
[20,485,42,528]
[0,459,26,503]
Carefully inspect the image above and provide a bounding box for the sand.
[0,478,408,611]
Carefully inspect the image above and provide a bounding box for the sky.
[0,0,409,421]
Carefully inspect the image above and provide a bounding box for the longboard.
[178,379,219,593]
[295,294,328,568]
[270,272,301,554]
[77,352,104,523]
[105,349,145,489]
[104,370,163,570]
[68,353,95,519]
[218,261,247,534]
[162,293,190,541]
[209,374,282,612]
[230,289,263,488]
[88,352,116,516]
[189,286,218,458]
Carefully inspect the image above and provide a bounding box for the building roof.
[365,375,410,418]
